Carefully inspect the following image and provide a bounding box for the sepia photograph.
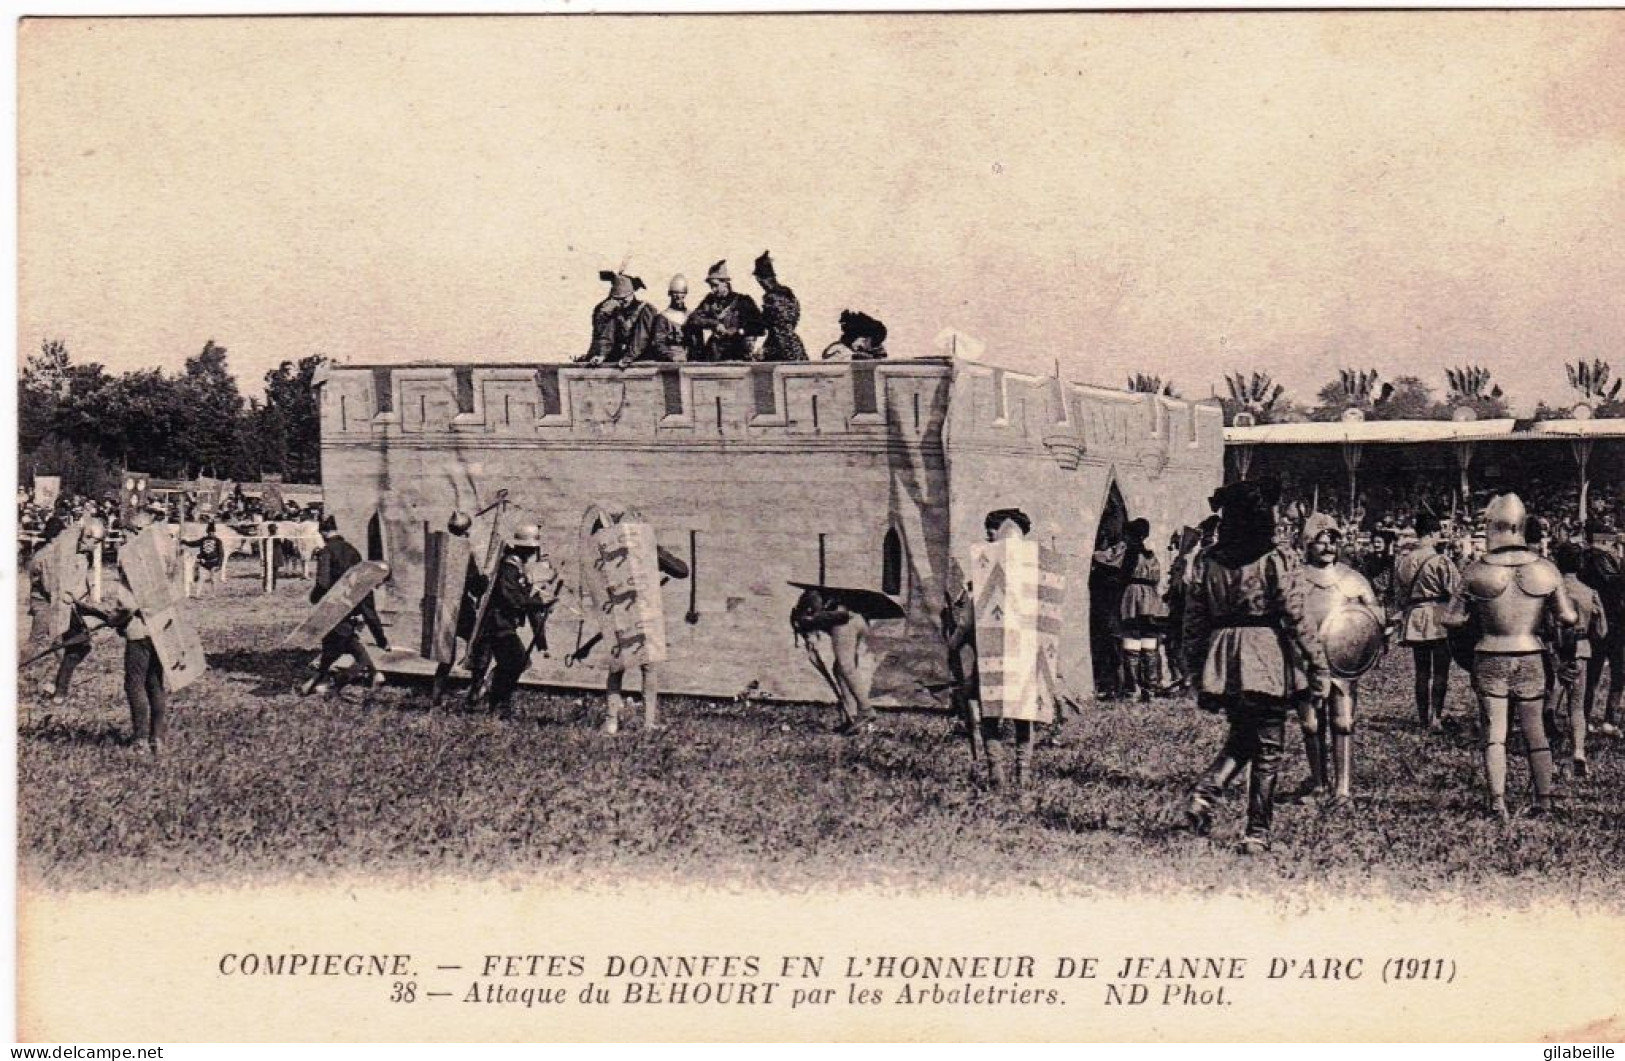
[10,9,1625,1044]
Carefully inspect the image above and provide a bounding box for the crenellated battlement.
[316,358,1223,464]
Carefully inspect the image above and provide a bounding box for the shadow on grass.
[21,716,131,748]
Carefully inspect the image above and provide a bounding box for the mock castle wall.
[317,358,1223,704]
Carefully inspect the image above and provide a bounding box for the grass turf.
[16,574,1624,904]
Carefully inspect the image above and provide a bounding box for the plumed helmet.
[706,260,730,283]
[668,274,688,296]
[753,250,776,280]
[448,511,473,535]
[80,516,108,542]
[510,523,543,549]
[599,270,645,299]
[1302,513,1341,552]
[1484,493,1527,551]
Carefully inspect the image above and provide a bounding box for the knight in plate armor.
[1442,493,1577,821]
[1291,514,1383,807]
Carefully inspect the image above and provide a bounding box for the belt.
[1129,578,1158,587]
[1407,595,1450,605]
[1211,616,1278,629]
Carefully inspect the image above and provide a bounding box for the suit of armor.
[1294,558,1381,803]
[1443,494,1577,820]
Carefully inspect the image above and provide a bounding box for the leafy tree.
[259,355,328,482]
[1368,375,1435,421]
[174,340,247,478]
[1311,368,1395,421]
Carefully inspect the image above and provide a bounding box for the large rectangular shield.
[421,531,473,663]
[120,526,207,692]
[120,472,151,527]
[33,475,60,509]
[28,532,86,642]
[968,538,1066,722]
[581,521,668,669]
[284,561,390,650]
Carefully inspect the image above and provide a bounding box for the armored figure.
[1444,494,1577,822]
[683,260,763,362]
[1292,514,1383,806]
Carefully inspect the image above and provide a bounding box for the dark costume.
[1183,480,1329,850]
[432,544,490,706]
[481,551,537,714]
[752,253,807,362]
[683,290,763,362]
[307,533,389,688]
[1578,535,1625,733]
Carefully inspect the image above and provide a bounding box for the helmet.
[80,516,108,542]
[319,514,340,535]
[1302,513,1341,555]
[448,511,473,535]
[668,274,688,296]
[510,523,543,549]
[1484,493,1527,551]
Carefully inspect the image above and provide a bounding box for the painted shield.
[581,519,668,669]
[33,475,60,509]
[421,531,474,663]
[284,561,390,650]
[968,538,1065,723]
[1319,602,1386,679]
[120,526,207,692]
[120,472,150,527]
[28,531,87,642]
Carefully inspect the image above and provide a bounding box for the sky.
[16,12,1625,411]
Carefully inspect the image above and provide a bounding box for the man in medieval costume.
[1291,513,1383,808]
[1548,542,1607,778]
[752,251,807,362]
[682,260,762,362]
[628,274,692,364]
[1443,494,1577,822]
[580,270,649,365]
[28,515,101,705]
[299,515,391,695]
[1183,479,1330,855]
[1394,511,1460,731]
[1577,517,1624,739]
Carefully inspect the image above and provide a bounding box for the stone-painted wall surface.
[317,358,1223,704]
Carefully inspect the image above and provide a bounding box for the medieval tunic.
[759,283,808,362]
[1117,548,1167,629]
[586,298,648,363]
[1182,548,1325,700]
[1394,537,1460,645]
[682,291,763,362]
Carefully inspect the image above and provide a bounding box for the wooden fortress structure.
[316,358,1225,705]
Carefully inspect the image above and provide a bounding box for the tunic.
[1117,548,1167,623]
[759,283,808,362]
[683,291,763,362]
[1394,537,1460,644]
[1182,547,1327,699]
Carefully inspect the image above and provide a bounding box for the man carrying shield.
[27,516,102,704]
[1292,513,1384,808]
[299,515,391,696]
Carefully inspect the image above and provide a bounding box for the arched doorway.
[1089,479,1129,699]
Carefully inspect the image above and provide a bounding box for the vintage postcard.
[12,11,1625,1043]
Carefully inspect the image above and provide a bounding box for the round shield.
[1319,603,1386,679]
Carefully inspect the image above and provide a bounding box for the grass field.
[15,571,1625,905]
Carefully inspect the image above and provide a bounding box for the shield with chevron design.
[968,536,1066,722]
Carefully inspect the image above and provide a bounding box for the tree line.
[19,339,326,499]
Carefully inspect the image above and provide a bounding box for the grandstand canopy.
[1226,419,1517,445]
